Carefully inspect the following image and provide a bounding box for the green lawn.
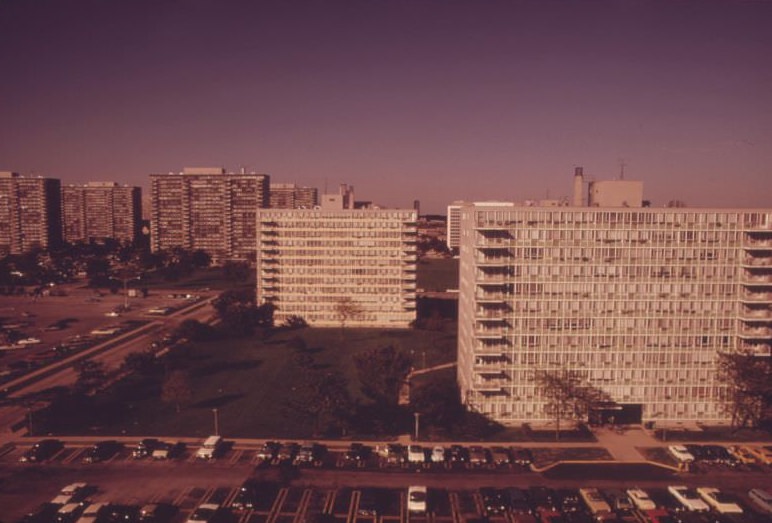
[41,326,457,439]
[416,257,459,292]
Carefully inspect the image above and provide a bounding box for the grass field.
[416,257,459,291]
[40,326,457,439]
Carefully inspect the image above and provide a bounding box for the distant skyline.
[1,0,770,214]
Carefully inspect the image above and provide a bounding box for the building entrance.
[589,403,643,426]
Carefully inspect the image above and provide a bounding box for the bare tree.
[534,368,610,440]
[717,350,772,429]
[333,297,363,339]
[161,370,193,413]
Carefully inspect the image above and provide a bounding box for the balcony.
[475,328,510,339]
[742,274,772,285]
[743,238,772,249]
[739,327,772,339]
[742,257,772,267]
[740,343,771,356]
[739,308,772,320]
[741,292,772,303]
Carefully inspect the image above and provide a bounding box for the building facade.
[149,168,269,263]
[0,172,62,255]
[61,182,142,244]
[256,208,418,328]
[269,183,319,209]
[457,203,772,425]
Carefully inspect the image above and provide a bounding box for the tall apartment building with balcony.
[457,203,772,425]
[0,171,62,255]
[269,183,319,209]
[61,182,142,244]
[149,167,269,263]
[256,208,419,328]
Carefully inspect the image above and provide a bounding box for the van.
[196,435,222,460]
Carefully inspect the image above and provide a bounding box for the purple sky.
[1,0,770,214]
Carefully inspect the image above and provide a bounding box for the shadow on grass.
[193,393,245,409]
[193,359,262,377]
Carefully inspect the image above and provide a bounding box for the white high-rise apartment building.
[256,208,418,328]
[458,203,772,425]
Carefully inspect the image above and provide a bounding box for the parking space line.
[322,490,336,514]
[348,490,361,523]
[448,493,461,523]
[267,487,288,523]
[224,486,240,508]
[293,489,313,523]
[229,449,243,466]
[172,486,194,507]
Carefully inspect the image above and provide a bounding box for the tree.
[173,319,217,342]
[334,297,363,339]
[122,350,158,375]
[411,375,465,434]
[161,370,193,413]
[354,346,413,407]
[534,368,610,440]
[223,261,251,282]
[73,360,108,395]
[717,350,772,429]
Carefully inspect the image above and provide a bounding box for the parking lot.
[2,439,771,523]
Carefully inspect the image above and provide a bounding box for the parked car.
[447,445,468,463]
[196,436,223,460]
[696,488,743,514]
[667,486,709,512]
[468,446,488,466]
[75,502,111,523]
[727,445,757,464]
[431,446,445,463]
[511,447,533,466]
[132,439,161,459]
[747,445,772,465]
[82,441,122,463]
[138,503,177,523]
[490,446,511,465]
[667,445,695,463]
[19,439,64,463]
[408,445,425,464]
[626,488,656,511]
[480,488,508,515]
[343,443,370,462]
[408,486,428,513]
[275,442,298,461]
[186,504,220,523]
[231,479,261,511]
[152,442,185,460]
[256,441,280,461]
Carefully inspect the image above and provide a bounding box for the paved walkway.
[592,426,655,461]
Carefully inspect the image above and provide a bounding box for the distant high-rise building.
[61,182,142,244]
[269,183,319,209]
[0,171,62,255]
[320,184,355,210]
[256,208,418,327]
[149,167,269,263]
[457,202,772,426]
[446,201,468,252]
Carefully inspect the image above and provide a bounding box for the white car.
[431,446,445,463]
[697,488,743,514]
[408,445,424,463]
[668,445,695,463]
[667,486,709,512]
[408,486,428,513]
[626,488,656,511]
[186,504,219,523]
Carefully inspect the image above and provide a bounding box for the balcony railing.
[741,292,772,302]
[739,327,772,338]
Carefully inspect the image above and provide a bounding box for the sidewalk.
[592,426,656,462]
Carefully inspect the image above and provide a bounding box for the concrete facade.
[0,172,62,255]
[149,168,269,263]
[61,182,142,244]
[256,208,418,328]
[457,203,772,425]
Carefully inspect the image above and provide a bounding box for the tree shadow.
[193,393,245,409]
[193,359,262,377]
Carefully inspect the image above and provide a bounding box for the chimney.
[573,167,584,207]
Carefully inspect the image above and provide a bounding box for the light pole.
[212,408,220,436]
[413,412,420,441]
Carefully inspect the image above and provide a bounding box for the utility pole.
[212,408,220,436]
[413,412,420,441]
